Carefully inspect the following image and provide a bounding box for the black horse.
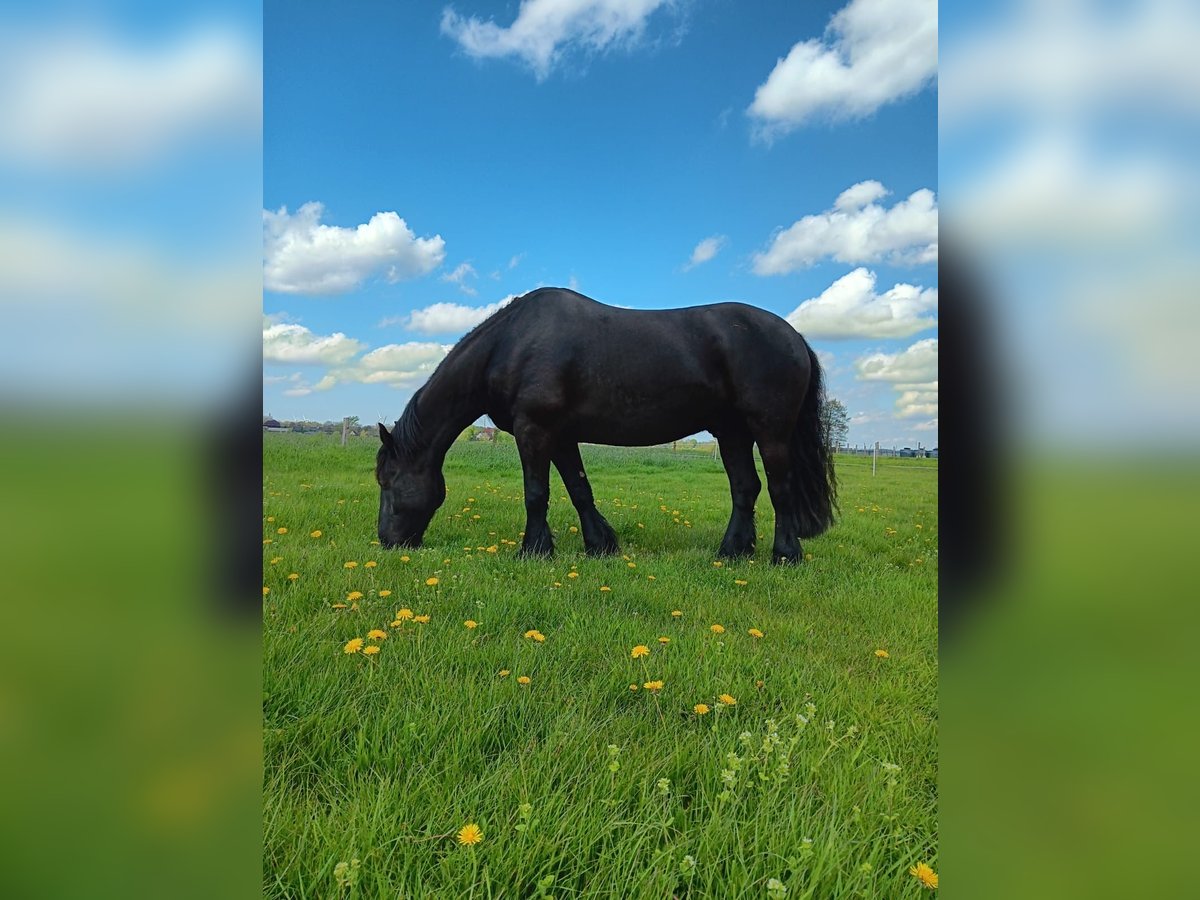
[376,288,836,564]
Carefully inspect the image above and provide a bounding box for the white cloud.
[440,0,674,80]
[441,261,478,295]
[683,235,727,271]
[912,417,938,431]
[856,338,938,384]
[753,182,937,274]
[786,267,937,339]
[394,296,517,335]
[262,319,365,365]
[0,24,260,172]
[318,341,453,390]
[855,338,938,419]
[747,0,937,138]
[508,254,524,269]
[263,202,445,295]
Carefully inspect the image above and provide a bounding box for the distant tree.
[458,425,475,443]
[821,397,850,450]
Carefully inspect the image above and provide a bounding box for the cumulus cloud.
[262,319,365,365]
[856,338,938,384]
[394,296,517,335]
[440,0,674,80]
[855,338,938,419]
[753,181,937,274]
[683,235,727,271]
[316,342,453,391]
[0,24,260,172]
[748,0,937,138]
[441,261,478,295]
[263,202,445,295]
[786,267,937,339]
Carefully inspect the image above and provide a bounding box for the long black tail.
[791,342,838,538]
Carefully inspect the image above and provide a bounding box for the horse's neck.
[416,345,487,459]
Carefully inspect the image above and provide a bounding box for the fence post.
[873,441,878,476]
[341,417,349,446]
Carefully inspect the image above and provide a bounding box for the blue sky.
[264,0,938,448]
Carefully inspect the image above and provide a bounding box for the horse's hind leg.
[553,443,619,556]
[515,423,555,557]
[757,437,802,565]
[717,428,760,558]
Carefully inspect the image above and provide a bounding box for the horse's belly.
[570,403,714,447]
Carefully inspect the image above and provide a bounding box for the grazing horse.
[376,288,836,564]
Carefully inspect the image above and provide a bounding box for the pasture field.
[263,435,938,898]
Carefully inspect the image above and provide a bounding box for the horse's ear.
[378,422,393,449]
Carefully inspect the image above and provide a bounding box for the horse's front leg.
[553,442,619,556]
[515,423,555,557]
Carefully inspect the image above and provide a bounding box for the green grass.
[263,435,937,898]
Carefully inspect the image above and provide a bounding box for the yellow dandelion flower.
[457,823,483,846]
[262,586,270,596]
[629,683,639,691]
[718,693,737,705]
[517,676,531,685]
[631,645,651,659]
[671,609,682,617]
[277,527,288,534]
[755,679,765,688]
[413,614,430,624]
[567,572,579,579]
[365,560,377,568]
[875,649,890,658]
[748,628,764,639]
[627,562,636,568]
[524,629,545,642]
[464,620,478,629]
[269,556,283,565]
[647,575,656,580]
[694,703,710,715]
[343,638,364,654]
[498,669,510,677]
[396,608,414,620]
[378,590,392,598]
[600,585,611,592]
[310,530,322,538]
[287,573,300,581]
[400,555,410,562]
[362,645,380,656]
[734,579,748,586]
[712,561,722,568]
[332,603,348,609]
[909,862,938,889]
[643,680,664,692]
[425,577,439,586]
[569,526,578,533]
[344,561,358,569]
[367,629,387,641]
[267,516,275,522]
[658,636,670,644]
[710,624,725,634]
[263,539,273,545]
[347,591,363,601]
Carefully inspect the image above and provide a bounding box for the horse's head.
[375,422,445,548]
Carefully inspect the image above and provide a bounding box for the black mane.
[389,293,532,458]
